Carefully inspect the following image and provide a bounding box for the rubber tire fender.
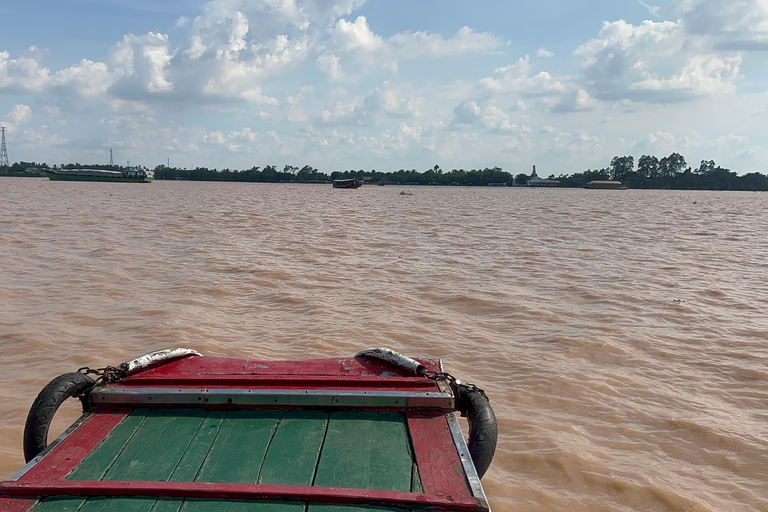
[23,373,95,463]
[456,386,498,479]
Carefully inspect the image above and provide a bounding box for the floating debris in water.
[672,298,685,304]
[187,214,194,219]
[399,190,413,196]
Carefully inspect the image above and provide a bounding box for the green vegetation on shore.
[3,153,768,190]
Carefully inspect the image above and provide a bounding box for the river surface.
[1,178,767,511]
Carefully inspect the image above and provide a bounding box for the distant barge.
[584,180,626,190]
[46,168,154,183]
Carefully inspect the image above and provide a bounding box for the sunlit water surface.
[1,179,767,511]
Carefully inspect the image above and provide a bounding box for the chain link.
[77,365,125,385]
[423,370,488,401]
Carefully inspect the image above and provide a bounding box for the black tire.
[23,373,95,462]
[456,386,498,479]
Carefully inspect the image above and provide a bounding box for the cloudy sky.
[1,0,767,175]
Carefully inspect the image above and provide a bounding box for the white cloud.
[0,49,49,93]
[683,0,768,50]
[575,19,741,103]
[202,127,260,151]
[478,56,568,97]
[479,103,518,131]
[317,23,503,82]
[332,16,383,52]
[364,84,420,118]
[636,0,661,19]
[52,59,113,97]
[203,131,226,145]
[390,26,504,58]
[536,47,554,58]
[109,32,173,95]
[317,53,347,81]
[9,104,32,125]
[452,100,483,124]
[311,83,419,126]
[41,106,61,118]
[4,104,33,132]
[550,88,599,112]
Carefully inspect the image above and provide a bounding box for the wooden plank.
[126,357,247,378]
[147,411,228,512]
[27,497,85,512]
[66,409,149,481]
[313,412,412,492]
[147,499,183,512]
[126,356,441,380]
[169,411,227,482]
[257,411,328,486]
[194,410,283,484]
[78,497,157,512]
[179,499,303,512]
[406,413,470,498]
[309,506,400,512]
[19,409,130,483]
[0,482,485,512]
[103,409,207,482]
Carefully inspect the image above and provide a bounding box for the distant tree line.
[150,163,514,186]
[556,153,768,191]
[4,155,768,190]
[150,157,768,190]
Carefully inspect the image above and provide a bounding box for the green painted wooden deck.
[31,409,423,512]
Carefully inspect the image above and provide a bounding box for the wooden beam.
[0,481,487,512]
[407,412,472,498]
[18,409,130,483]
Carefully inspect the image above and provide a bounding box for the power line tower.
[0,127,9,168]
[109,148,114,166]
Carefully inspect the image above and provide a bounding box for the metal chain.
[77,365,125,385]
[423,370,488,401]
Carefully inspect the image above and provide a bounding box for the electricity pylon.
[0,127,9,168]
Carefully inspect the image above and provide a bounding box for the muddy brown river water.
[1,178,767,511]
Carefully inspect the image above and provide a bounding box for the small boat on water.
[0,348,497,512]
[332,178,362,189]
[46,168,155,183]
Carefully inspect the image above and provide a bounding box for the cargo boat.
[0,348,497,512]
[332,179,362,189]
[46,168,154,183]
[583,180,626,190]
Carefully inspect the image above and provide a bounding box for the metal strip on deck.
[118,375,440,391]
[446,412,488,505]
[89,388,454,410]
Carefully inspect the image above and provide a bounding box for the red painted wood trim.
[0,498,36,512]
[0,481,486,512]
[18,408,130,483]
[119,374,440,391]
[408,412,472,498]
[128,356,443,379]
